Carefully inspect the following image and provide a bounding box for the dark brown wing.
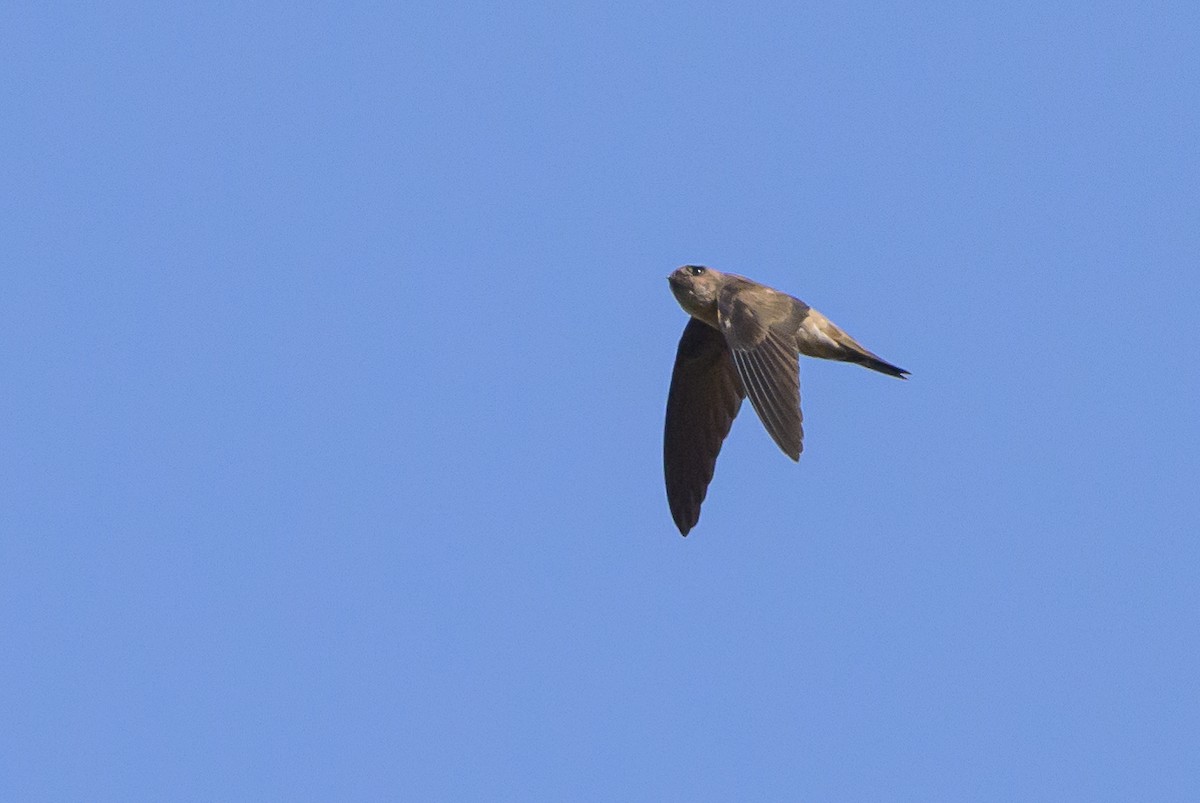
[718,283,805,460]
[664,318,745,536]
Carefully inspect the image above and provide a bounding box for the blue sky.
[4,1,1199,799]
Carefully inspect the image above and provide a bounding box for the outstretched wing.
[718,283,805,460]
[664,318,745,536]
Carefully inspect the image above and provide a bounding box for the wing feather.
[718,285,805,460]
[663,318,745,536]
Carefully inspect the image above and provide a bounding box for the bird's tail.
[824,321,909,378]
[849,351,909,379]
[800,309,909,379]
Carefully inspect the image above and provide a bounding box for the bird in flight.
[664,265,908,536]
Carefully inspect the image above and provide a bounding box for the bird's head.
[667,265,723,322]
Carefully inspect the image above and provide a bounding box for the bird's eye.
[687,266,706,276]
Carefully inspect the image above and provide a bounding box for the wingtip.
[671,512,695,536]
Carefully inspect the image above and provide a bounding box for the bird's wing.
[717,284,805,460]
[664,317,745,536]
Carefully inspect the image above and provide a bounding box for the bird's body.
[664,265,908,535]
